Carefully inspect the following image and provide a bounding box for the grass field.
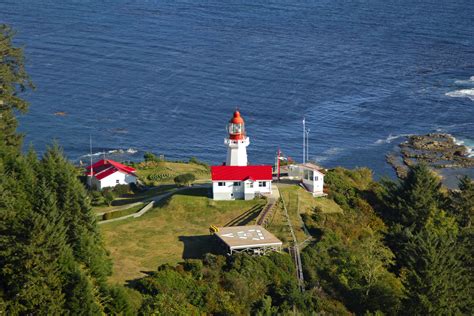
[135,161,210,186]
[267,185,343,245]
[101,187,265,284]
[92,185,179,214]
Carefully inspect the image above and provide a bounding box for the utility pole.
[302,117,306,164]
[89,135,93,188]
[306,128,310,162]
[277,148,281,181]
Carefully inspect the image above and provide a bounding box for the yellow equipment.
[209,225,219,234]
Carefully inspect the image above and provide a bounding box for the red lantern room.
[228,111,246,140]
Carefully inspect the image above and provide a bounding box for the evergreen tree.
[383,163,443,231]
[39,144,112,282]
[402,227,472,315]
[0,176,67,314]
[0,24,34,155]
[62,268,103,315]
[448,176,474,228]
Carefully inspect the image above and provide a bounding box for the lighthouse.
[225,111,250,166]
[211,110,272,200]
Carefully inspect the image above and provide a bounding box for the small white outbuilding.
[288,163,326,197]
[85,159,137,190]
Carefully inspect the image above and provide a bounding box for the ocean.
[2,0,474,180]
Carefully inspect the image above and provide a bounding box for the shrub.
[143,152,164,162]
[113,184,130,196]
[147,173,173,181]
[102,189,115,206]
[90,190,105,206]
[174,173,196,187]
[189,157,209,167]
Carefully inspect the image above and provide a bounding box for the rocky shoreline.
[386,133,474,178]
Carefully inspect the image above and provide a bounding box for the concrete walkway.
[256,184,281,226]
[95,201,143,217]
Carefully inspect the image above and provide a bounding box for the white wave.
[79,148,139,158]
[313,147,344,163]
[445,88,474,101]
[375,133,412,145]
[453,137,474,157]
[454,76,474,85]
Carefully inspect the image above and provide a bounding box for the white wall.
[302,168,324,194]
[213,181,235,200]
[97,172,137,190]
[213,179,271,200]
[225,137,249,166]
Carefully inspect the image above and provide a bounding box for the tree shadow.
[224,204,264,226]
[174,187,211,198]
[179,235,222,260]
[111,198,141,206]
[124,270,157,289]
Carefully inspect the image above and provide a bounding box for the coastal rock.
[386,133,474,178]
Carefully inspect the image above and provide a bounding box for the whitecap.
[80,151,106,158]
[454,76,474,85]
[374,134,412,145]
[445,88,474,101]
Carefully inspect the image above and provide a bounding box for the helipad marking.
[220,229,266,240]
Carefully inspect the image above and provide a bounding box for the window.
[116,180,120,184]
[259,181,266,187]
[246,182,254,188]
[315,176,319,181]
[233,182,241,186]
[218,182,225,186]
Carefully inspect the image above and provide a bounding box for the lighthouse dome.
[229,111,244,124]
[228,110,246,140]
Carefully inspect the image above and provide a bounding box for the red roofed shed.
[85,159,137,190]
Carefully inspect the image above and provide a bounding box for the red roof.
[211,165,273,181]
[85,159,136,181]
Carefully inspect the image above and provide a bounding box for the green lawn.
[100,187,265,284]
[92,185,178,214]
[135,161,210,186]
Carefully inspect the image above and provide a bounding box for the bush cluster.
[147,173,173,181]
[174,173,196,187]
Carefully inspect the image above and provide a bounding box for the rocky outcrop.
[386,133,474,178]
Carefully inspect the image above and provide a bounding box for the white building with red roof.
[211,111,273,200]
[212,165,272,200]
[85,159,137,190]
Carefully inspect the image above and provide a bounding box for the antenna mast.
[306,128,310,162]
[303,117,306,164]
[89,134,93,187]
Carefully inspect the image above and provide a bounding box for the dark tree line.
[0,24,132,314]
[379,164,473,315]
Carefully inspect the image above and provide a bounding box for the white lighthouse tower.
[225,110,250,166]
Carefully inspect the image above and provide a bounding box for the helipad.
[214,225,282,255]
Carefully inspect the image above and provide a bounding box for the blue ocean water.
[2,0,474,178]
